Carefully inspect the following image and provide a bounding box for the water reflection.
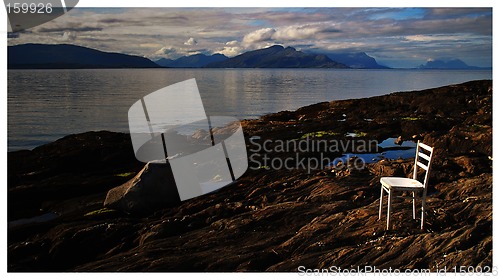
[337,137,417,164]
[8,69,491,151]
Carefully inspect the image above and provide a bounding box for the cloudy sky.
[7,7,492,68]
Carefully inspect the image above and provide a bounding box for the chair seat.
[380,177,424,190]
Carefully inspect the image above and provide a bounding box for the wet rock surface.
[8,80,492,271]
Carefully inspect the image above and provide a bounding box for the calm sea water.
[8,68,491,151]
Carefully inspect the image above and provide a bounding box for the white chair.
[379,141,434,230]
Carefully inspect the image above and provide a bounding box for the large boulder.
[104,161,180,214]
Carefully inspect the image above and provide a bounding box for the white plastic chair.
[379,141,434,230]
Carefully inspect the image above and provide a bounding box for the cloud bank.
[7,7,492,67]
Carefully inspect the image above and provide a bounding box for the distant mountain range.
[158,47,387,69]
[8,44,159,69]
[417,59,490,70]
[7,43,383,69]
[205,45,347,68]
[156,53,228,68]
[9,43,489,70]
[322,52,389,69]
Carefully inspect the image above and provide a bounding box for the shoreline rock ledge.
[7,79,492,272]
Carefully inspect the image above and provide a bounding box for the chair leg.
[386,190,392,230]
[412,191,416,219]
[421,197,426,230]
[379,186,384,220]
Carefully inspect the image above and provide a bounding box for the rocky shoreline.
[8,80,492,271]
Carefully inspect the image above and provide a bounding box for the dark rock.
[8,131,143,221]
[394,136,403,145]
[104,161,181,214]
[368,159,413,178]
[412,134,423,141]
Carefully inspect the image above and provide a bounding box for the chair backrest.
[412,141,434,190]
